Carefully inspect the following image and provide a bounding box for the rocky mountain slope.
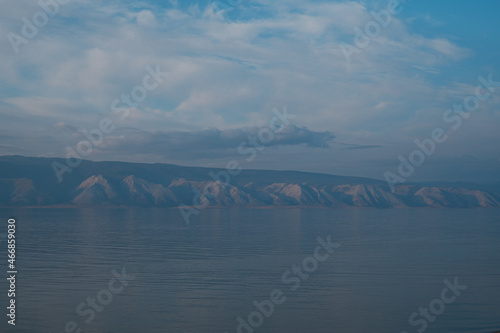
[0,156,499,208]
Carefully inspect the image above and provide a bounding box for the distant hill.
[0,155,499,208]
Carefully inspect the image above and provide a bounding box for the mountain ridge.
[0,155,499,208]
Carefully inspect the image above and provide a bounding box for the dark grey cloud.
[97,125,335,158]
[342,145,382,150]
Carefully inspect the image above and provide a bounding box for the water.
[0,208,499,333]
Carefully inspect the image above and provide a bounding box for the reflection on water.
[0,208,499,333]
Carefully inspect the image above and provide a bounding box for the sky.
[1,0,500,183]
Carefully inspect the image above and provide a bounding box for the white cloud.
[0,0,498,181]
[136,10,156,26]
[427,38,473,60]
[5,96,74,118]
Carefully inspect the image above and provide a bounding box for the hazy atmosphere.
[2,0,500,183]
[2,1,500,333]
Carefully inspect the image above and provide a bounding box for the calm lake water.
[0,208,499,333]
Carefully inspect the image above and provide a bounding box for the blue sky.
[1,0,499,183]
